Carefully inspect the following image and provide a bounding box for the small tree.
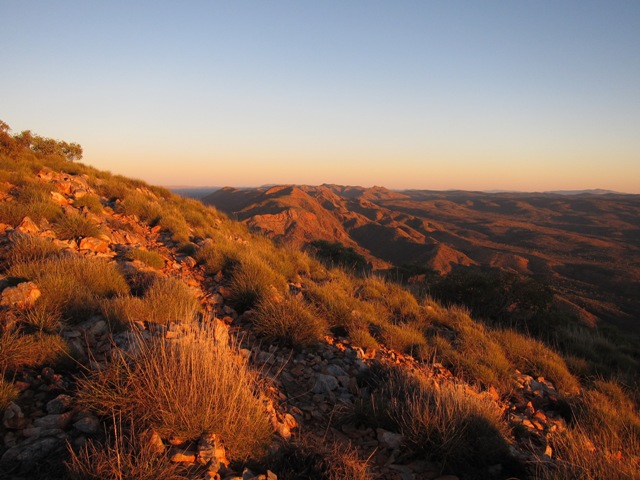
[6,126,83,161]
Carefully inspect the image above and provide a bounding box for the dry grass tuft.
[77,323,272,460]
[143,277,201,324]
[228,256,284,312]
[0,327,67,372]
[268,436,372,480]
[67,419,189,480]
[0,377,19,410]
[495,329,579,394]
[18,299,63,333]
[254,294,327,347]
[377,365,518,478]
[6,233,61,265]
[125,248,165,269]
[73,193,103,213]
[380,323,427,355]
[53,211,103,239]
[8,256,129,321]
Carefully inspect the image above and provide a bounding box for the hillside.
[1,123,639,480]
[204,185,640,331]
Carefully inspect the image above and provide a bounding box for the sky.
[2,1,639,193]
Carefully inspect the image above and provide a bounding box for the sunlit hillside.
[1,123,639,480]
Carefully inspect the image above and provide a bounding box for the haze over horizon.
[2,1,639,193]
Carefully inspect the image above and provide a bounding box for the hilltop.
[1,123,639,479]
[204,184,640,331]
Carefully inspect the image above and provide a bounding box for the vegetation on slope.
[1,121,639,479]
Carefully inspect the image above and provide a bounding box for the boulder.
[313,374,339,394]
[376,428,404,449]
[16,216,39,234]
[78,236,110,253]
[3,402,27,430]
[33,412,74,430]
[46,394,74,414]
[0,281,41,309]
[73,414,100,434]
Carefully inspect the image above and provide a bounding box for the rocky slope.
[1,126,639,479]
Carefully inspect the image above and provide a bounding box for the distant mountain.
[543,189,624,195]
[167,186,221,199]
[204,185,640,331]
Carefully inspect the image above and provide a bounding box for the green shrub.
[308,239,369,272]
[176,242,198,256]
[254,294,327,347]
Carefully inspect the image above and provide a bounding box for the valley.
[204,185,640,330]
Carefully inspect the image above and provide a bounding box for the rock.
[33,412,74,430]
[73,414,100,434]
[218,286,232,299]
[16,435,66,464]
[46,394,74,414]
[242,469,256,480]
[325,364,348,377]
[22,427,42,438]
[87,318,108,336]
[212,318,230,346]
[197,433,229,468]
[170,452,197,463]
[182,256,197,268]
[313,374,339,394]
[3,432,19,452]
[0,281,41,309]
[143,429,165,453]
[169,435,189,446]
[79,236,110,253]
[50,191,70,205]
[3,402,27,429]
[275,423,291,440]
[376,428,404,449]
[283,413,297,429]
[16,216,39,234]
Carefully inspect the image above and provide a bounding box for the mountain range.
[204,184,640,331]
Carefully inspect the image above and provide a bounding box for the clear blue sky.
[2,1,639,192]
